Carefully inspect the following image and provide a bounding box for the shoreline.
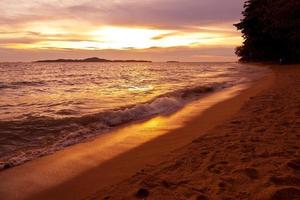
[92,65,300,200]
[0,65,274,200]
[0,63,265,170]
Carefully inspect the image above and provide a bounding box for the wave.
[0,82,224,169]
[0,81,46,90]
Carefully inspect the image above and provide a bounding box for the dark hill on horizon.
[35,57,152,63]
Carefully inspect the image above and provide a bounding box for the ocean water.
[0,62,267,168]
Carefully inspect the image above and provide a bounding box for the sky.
[0,0,245,62]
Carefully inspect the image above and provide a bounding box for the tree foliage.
[235,0,300,63]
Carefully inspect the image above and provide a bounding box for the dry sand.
[88,65,300,200]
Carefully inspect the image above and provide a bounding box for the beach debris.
[196,194,208,200]
[3,162,12,169]
[135,188,149,199]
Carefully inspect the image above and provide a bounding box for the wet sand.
[90,65,300,200]
[0,64,276,200]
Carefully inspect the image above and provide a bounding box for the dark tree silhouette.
[235,0,300,63]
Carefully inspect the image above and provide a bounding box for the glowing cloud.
[4,25,241,50]
[0,0,245,61]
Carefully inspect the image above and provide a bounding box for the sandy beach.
[0,64,299,200]
[1,0,299,199]
[86,65,300,200]
[0,66,269,200]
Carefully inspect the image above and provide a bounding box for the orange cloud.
[0,0,245,61]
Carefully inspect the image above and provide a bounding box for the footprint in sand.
[270,176,300,187]
[267,175,300,200]
[207,161,228,174]
[270,187,300,200]
[234,168,259,180]
[287,159,300,171]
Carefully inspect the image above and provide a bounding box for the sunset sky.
[0,0,245,62]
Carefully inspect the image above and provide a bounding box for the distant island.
[35,57,152,63]
[166,61,179,63]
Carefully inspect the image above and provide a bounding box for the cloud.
[151,32,181,40]
[0,45,237,62]
[0,0,245,28]
[92,0,245,27]
[0,0,245,61]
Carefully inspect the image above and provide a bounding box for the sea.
[0,62,268,169]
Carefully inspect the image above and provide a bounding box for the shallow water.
[0,62,267,168]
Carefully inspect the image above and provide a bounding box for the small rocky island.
[35,57,152,63]
[166,61,180,63]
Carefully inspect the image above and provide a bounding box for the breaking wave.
[0,83,222,169]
